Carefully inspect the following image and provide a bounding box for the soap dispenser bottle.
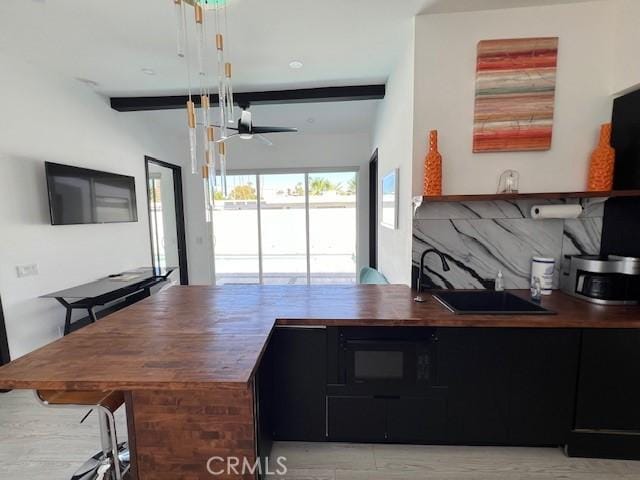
[495,270,505,291]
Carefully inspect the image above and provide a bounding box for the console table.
[42,267,175,335]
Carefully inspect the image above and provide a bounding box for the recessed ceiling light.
[141,68,156,76]
[289,61,304,70]
[307,118,315,124]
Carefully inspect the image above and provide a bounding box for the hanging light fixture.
[174,0,235,214]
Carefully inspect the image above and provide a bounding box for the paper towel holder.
[531,204,584,219]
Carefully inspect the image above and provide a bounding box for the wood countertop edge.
[0,379,254,392]
[274,318,640,328]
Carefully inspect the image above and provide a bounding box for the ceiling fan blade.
[215,133,240,143]
[256,134,274,147]
[252,126,298,134]
[208,124,239,131]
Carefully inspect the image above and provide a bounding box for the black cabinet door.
[387,392,448,443]
[437,328,580,446]
[328,396,387,441]
[256,335,275,464]
[437,328,510,444]
[271,327,327,441]
[576,329,640,431]
[507,329,580,445]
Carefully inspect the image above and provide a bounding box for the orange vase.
[587,123,615,192]
[423,130,442,196]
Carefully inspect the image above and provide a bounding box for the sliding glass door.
[211,174,260,285]
[212,169,358,285]
[260,173,308,284]
[308,171,357,284]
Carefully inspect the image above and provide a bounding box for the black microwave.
[327,327,439,396]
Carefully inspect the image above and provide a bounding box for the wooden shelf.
[420,190,640,203]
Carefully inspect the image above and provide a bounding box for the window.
[212,170,358,285]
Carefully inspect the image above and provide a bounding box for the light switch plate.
[16,264,39,278]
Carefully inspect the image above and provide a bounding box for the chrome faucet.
[414,249,451,303]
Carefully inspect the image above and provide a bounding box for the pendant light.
[174,0,235,215]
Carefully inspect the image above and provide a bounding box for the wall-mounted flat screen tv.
[45,162,138,225]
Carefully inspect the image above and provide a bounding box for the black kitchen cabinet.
[262,325,595,449]
[507,329,580,445]
[437,328,511,444]
[437,328,580,446]
[256,335,275,466]
[270,327,327,441]
[575,329,640,431]
[568,329,640,460]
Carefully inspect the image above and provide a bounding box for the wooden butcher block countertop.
[0,285,639,391]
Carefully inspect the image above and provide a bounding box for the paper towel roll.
[530,204,583,219]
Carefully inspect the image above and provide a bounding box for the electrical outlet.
[16,264,39,278]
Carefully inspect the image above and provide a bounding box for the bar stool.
[34,390,130,480]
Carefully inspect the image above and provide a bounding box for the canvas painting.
[473,37,559,153]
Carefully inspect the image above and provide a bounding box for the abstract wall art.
[473,37,559,153]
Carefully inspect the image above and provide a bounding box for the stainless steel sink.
[432,290,555,315]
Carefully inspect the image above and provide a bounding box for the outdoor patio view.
[212,171,358,285]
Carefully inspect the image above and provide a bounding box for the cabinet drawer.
[387,394,447,442]
[328,392,448,443]
[328,396,386,442]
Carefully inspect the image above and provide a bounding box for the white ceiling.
[0,0,597,96]
[0,0,597,135]
[0,0,426,96]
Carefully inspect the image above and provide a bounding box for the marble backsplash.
[412,197,606,290]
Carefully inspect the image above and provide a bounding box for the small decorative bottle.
[587,123,615,192]
[423,130,442,196]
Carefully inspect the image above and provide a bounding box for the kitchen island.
[0,285,639,479]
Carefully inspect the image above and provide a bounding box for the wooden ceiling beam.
[109,85,386,112]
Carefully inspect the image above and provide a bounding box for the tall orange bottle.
[424,130,442,196]
[587,123,615,192]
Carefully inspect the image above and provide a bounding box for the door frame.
[145,156,189,285]
[369,149,378,269]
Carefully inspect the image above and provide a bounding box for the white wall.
[611,0,640,94]
[0,55,182,358]
[156,128,373,285]
[413,1,615,196]
[372,20,415,285]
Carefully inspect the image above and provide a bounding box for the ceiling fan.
[217,109,298,146]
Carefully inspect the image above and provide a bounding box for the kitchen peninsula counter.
[0,285,639,479]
